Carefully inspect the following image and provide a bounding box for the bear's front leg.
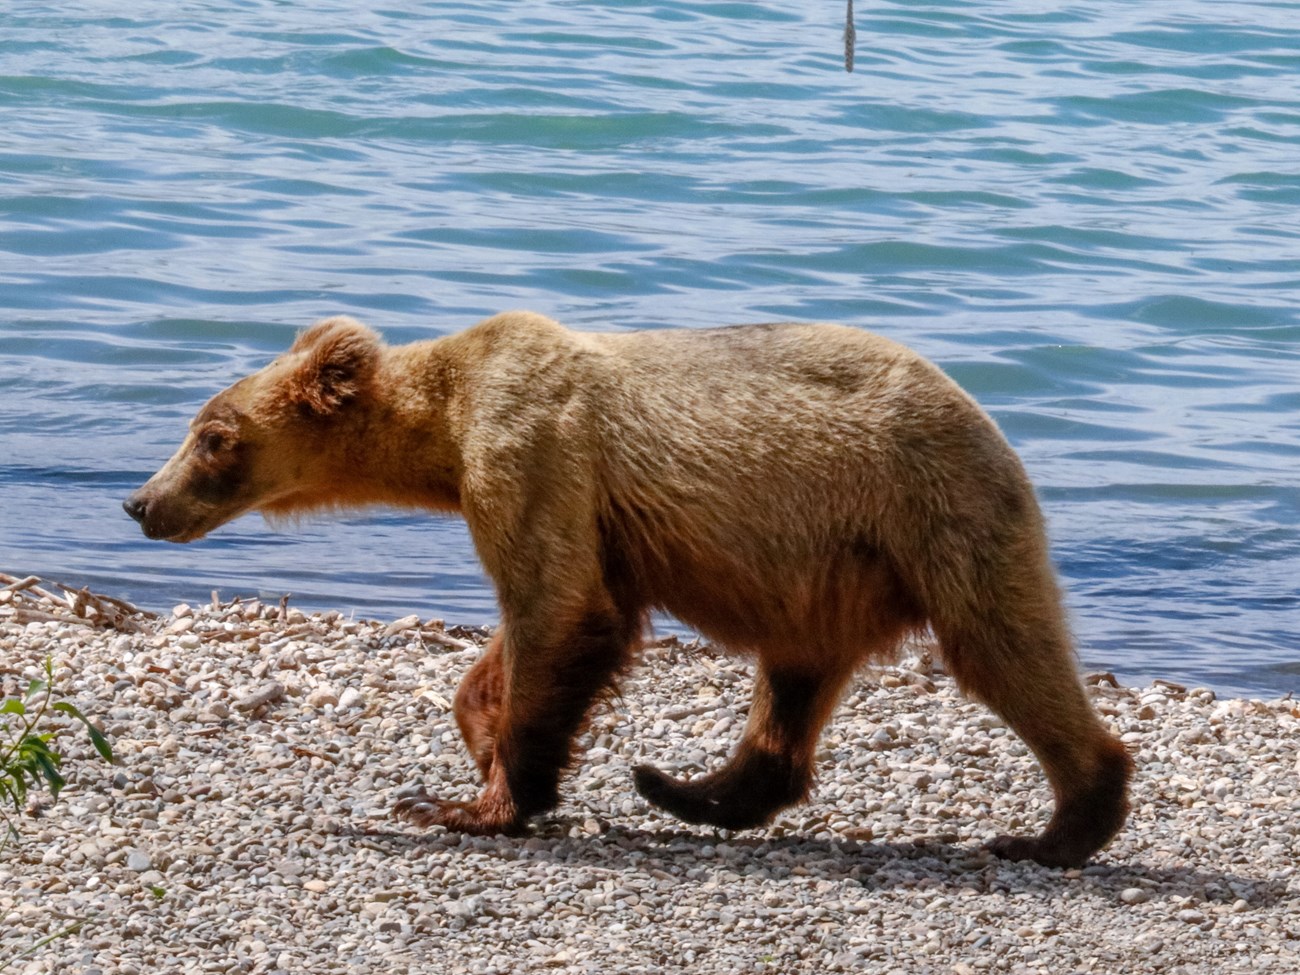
[392,763,528,836]
[394,608,638,835]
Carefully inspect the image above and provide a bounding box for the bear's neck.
[338,339,465,512]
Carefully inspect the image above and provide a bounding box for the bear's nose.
[123,495,148,524]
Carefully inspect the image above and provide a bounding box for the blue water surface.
[1,1,1297,696]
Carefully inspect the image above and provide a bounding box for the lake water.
[1,1,1297,696]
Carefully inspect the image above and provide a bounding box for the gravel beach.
[3,577,1298,974]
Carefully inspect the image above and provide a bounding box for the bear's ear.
[287,316,382,415]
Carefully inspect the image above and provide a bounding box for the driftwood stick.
[67,587,89,618]
[1,574,42,594]
[11,607,91,627]
[423,630,475,651]
[66,586,158,620]
[0,573,60,603]
[1,571,157,632]
[234,681,287,713]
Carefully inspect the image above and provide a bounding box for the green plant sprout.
[1,657,116,970]
[1,657,114,854]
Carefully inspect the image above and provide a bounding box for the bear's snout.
[122,494,148,525]
[122,491,170,539]
[123,489,191,541]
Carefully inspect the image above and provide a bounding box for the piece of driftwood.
[1,574,58,602]
[422,629,475,651]
[233,681,287,713]
[0,571,157,633]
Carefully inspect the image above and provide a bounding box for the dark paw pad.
[632,764,678,806]
[632,764,769,830]
[633,763,711,821]
[986,833,1087,869]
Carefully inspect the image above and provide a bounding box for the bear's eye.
[200,431,226,454]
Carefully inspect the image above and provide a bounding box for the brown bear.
[125,311,1132,867]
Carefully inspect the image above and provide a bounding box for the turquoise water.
[1,1,1297,696]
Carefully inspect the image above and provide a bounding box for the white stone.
[338,687,364,710]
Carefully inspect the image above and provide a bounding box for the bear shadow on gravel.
[342,820,1281,907]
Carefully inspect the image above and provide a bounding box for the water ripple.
[1,0,1298,695]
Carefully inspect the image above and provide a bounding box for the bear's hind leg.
[935,605,1132,868]
[634,661,852,830]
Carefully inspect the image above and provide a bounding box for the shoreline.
[3,577,1299,973]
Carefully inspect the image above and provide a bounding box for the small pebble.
[337,687,364,710]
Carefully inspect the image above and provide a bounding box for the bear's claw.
[392,788,526,836]
[392,788,441,826]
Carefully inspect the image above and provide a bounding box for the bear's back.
[583,321,1005,495]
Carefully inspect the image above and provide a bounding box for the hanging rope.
[844,0,856,72]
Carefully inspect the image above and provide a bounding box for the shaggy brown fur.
[125,311,1132,867]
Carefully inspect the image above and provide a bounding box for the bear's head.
[123,316,382,542]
